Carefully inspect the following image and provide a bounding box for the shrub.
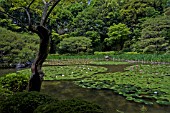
[0,27,39,67]
[34,99,103,113]
[0,73,29,92]
[0,92,58,113]
[0,86,13,102]
[57,36,92,54]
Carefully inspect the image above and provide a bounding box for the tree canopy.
[0,0,170,55]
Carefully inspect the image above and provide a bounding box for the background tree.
[58,36,92,54]
[132,15,170,53]
[106,23,131,51]
[0,27,38,66]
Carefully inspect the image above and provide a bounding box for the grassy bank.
[47,53,170,63]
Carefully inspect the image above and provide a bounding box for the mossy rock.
[0,91,58,113]
[34,99,103,113]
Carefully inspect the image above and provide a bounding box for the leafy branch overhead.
[0,0,62,31]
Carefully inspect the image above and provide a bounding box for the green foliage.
[0,92,58,113]
[75,64,170,105]
[0,27,39,66]
[0,72,29,92]
[34,99,103,113]
[69,0,121,51]
[106,23,131,50]
[0,86,13,102]
[132,16,170,53]
[94,51,117,55]
[58,36,92,54]
[120,0,160,26]
[47,53,170,63]
[111,54,170,62]
[1,0,170,53]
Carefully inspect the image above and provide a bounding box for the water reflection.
[41,81,170,113]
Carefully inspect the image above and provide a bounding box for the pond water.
[1,64,170,113]
[0,68,16,77]
[41,80,170,113]
[41,64,170,113]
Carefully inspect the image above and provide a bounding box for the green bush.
[0,86,13,102]
[57,36,92,54]
[0,73,29,92]
[34,99,103,113]
[0,92,58,113]
[0,27,39,67]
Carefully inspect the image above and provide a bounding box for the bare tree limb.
[43,0,61,26]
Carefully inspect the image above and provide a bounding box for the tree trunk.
[28,26,50,92]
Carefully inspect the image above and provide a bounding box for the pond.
[41,64,170,113]
[1,64,170,113]
[41,80,170,113]
[0,68,16,77]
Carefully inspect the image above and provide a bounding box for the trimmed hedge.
[0,87,13,102]
[0,72,29,92]
[0,92,103,113]
[0,92,58,113]
[34,99,103,113]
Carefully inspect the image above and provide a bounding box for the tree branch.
[40,3,49,26]
[0,10,28,30]
[42,0,47,4]
[28,0,36,9]
[49,0,54,4]
[23,8,32,28]
[43,0,61,26]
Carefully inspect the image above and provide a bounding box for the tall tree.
[132,15,170,53]
[0,0,64,91]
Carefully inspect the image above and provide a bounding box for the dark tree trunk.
[28,26,50,92]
